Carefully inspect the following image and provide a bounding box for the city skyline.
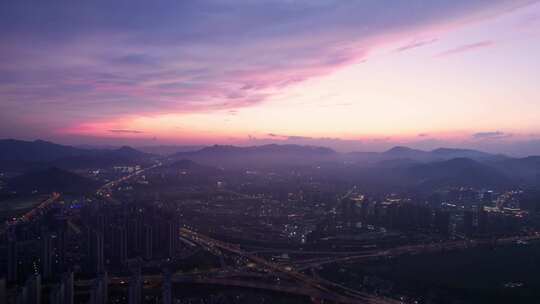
[1,1,540,154]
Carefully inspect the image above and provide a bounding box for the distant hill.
[113,146,149,159]
[156,159,220,175]
[0,139,152,170]
[50,151,152,170]
[168,159,209,170]
[192,144,336,155]
[374,158,421,169]
[383,146,430,159]
[383,146,504,162]
[137,145,206,156]
[431,148,504,160]
[2,139,539,189]
[6,167,100,194]
[407,158,513,189]
[160,159,221,174]
[173,144,337,168]
[490,156,540,186]
[346,146,503,164]
[0,139,87,162]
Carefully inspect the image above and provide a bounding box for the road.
[96,162,162,196]
[177,226,540,302]
[179,227,401,304]
[1,192,61,235]
[293,234,540,270]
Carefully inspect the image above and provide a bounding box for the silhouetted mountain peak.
[0,138,85,162]
[114,146,146,157]
[118,145,136,151]
[0,139,155,170]
[408,157,511,189]
[432,148,473,154]
[442,157,480,166]
[385,146,425,154]
[173,144,337,168]
[170,159,201,169]
[430,147,499,159]
[7,167,99,194]
[194,144,336,155]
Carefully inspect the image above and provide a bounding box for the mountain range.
[172,144,337,168]
[0,139,514,166]
[0,139,152,172]
[169,144,539,189]
[6,167,99,195]
[1,139,539,191]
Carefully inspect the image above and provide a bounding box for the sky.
[1,0,540,155]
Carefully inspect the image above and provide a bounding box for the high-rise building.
[0,278,6,304]
[99,272,108,304]
[477,204,488,234]
[127,217,143,255]
[88,229,104,274]
[89,272,108,304]
[463,210,474,237]
[434,210,450,236]
[56,225,68,272]
[62,271,74,304]
[128,267,142,304]
[165,220,179,258]
[16,285,28,304]
[162,268,172,304]
[7,230,18,283]
[41,231,53,280]
[161,220,180,258]
[49,282,65,304]
[25,274,41,304]
[96,214,105,234]
[143,224,153,260]
[151,218,180,258]
[112,225,128,263]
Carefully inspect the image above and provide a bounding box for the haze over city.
[1,1,540,155]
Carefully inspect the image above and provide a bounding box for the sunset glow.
[1,1,540,154]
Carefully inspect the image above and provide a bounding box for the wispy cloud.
[108,129,144,134]
[472,131,510,139]
[436,40,495,57]
[516,12,540,29]
[0,1,533,137]
[266,133,313,140]
[394,38,438,52]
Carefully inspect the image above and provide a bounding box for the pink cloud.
[435,40,495,57]
[394,38,439,52]
[0,0,535,140]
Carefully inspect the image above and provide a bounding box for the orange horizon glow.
[1,1,540,154]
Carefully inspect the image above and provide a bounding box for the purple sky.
[1,1,540,155]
